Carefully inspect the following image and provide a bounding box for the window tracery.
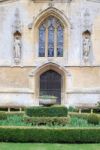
[39,16,64,57]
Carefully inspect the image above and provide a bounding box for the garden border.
[0,127,99,143]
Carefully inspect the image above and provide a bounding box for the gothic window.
[39,16,64,57]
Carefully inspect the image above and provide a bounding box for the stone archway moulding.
[29,62,71,77]
[33,7,71,29]
[28,62,72,105]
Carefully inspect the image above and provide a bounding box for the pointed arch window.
[39,16,64,57]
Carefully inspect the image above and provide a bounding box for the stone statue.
[12,8,22,64]
[13,34,21,64]
[83,34,91,63]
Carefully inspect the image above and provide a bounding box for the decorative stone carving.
[12,9,22,64]
[82,9,93,64]
[48,1,54,7]
[83,9,92,32]
[83,30,91,63]
[28,16,35,30]
[13,31,22,64]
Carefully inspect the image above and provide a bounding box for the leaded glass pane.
[57,25,63,57]
[48,25,54,57]
[39,25,46,57]
[39,16,64,57]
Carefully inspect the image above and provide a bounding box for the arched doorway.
[40,70,61,104]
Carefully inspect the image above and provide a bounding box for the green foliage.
[0,127,99,143]
[24,116,70,126]
[0,115,31,126]
[68,107,78,112]
[0,112,7,120]
[40,95,57,99]
[70,117,89,127]
[81,109,91,113]
[25,106,68,117]
[5,112,24,117]
[87,114,100,125]
[93,108,100,114]
[69,112,89,120]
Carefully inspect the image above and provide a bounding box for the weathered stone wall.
[0,0,100,106]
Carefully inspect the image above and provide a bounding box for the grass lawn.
[0,143,100,150]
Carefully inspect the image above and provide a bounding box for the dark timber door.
[40,70,61,104]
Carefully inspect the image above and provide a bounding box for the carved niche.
[12,8,22,64]
[82,9,92,64]
[82,30,91,63]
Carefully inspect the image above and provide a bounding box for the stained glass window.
[48,25,54,57]
[39,16,64,57]
[57,25,63,57]
[39,25,46,57]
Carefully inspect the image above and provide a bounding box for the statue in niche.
[83,30,91,63]
[12,8,22,64]
[13,31,22,64]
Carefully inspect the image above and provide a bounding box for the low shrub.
[26,106,68,117]
[93,108,100,114]
[24,116,70,126]
[0,112,7,120]
[0,108,8,111]
[81,109,91,113]
[69,112,89,120]
[0,127,99,143]
[70,117,89,127]
[68,107,78,112]
[87,114,100,125]
[0,112,24,121]
[5,112,24,117]
[0,115,31,126]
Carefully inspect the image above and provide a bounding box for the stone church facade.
[0,0,100,107]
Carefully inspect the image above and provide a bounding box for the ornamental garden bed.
[0,127,100,143]
[0,106,99,143]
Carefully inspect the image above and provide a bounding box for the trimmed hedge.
[24,116,70,126]
[87,114,100,125]
[26,106,68,117]
[0,112,24,122]
[69,112,100,121]
[0,112,7,120]
[69,112,89,120]
[5,112,24,117]
[93,108,100,114]
[0,127,99,143]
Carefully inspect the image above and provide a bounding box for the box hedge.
[25,106,68,117]
[0,112,23,120]
[69,112,100,121]
[24,116,70,126]
[69,112,89,119]
[0,127,99,143]
[87,114,100,125]
[0,112,7,120]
